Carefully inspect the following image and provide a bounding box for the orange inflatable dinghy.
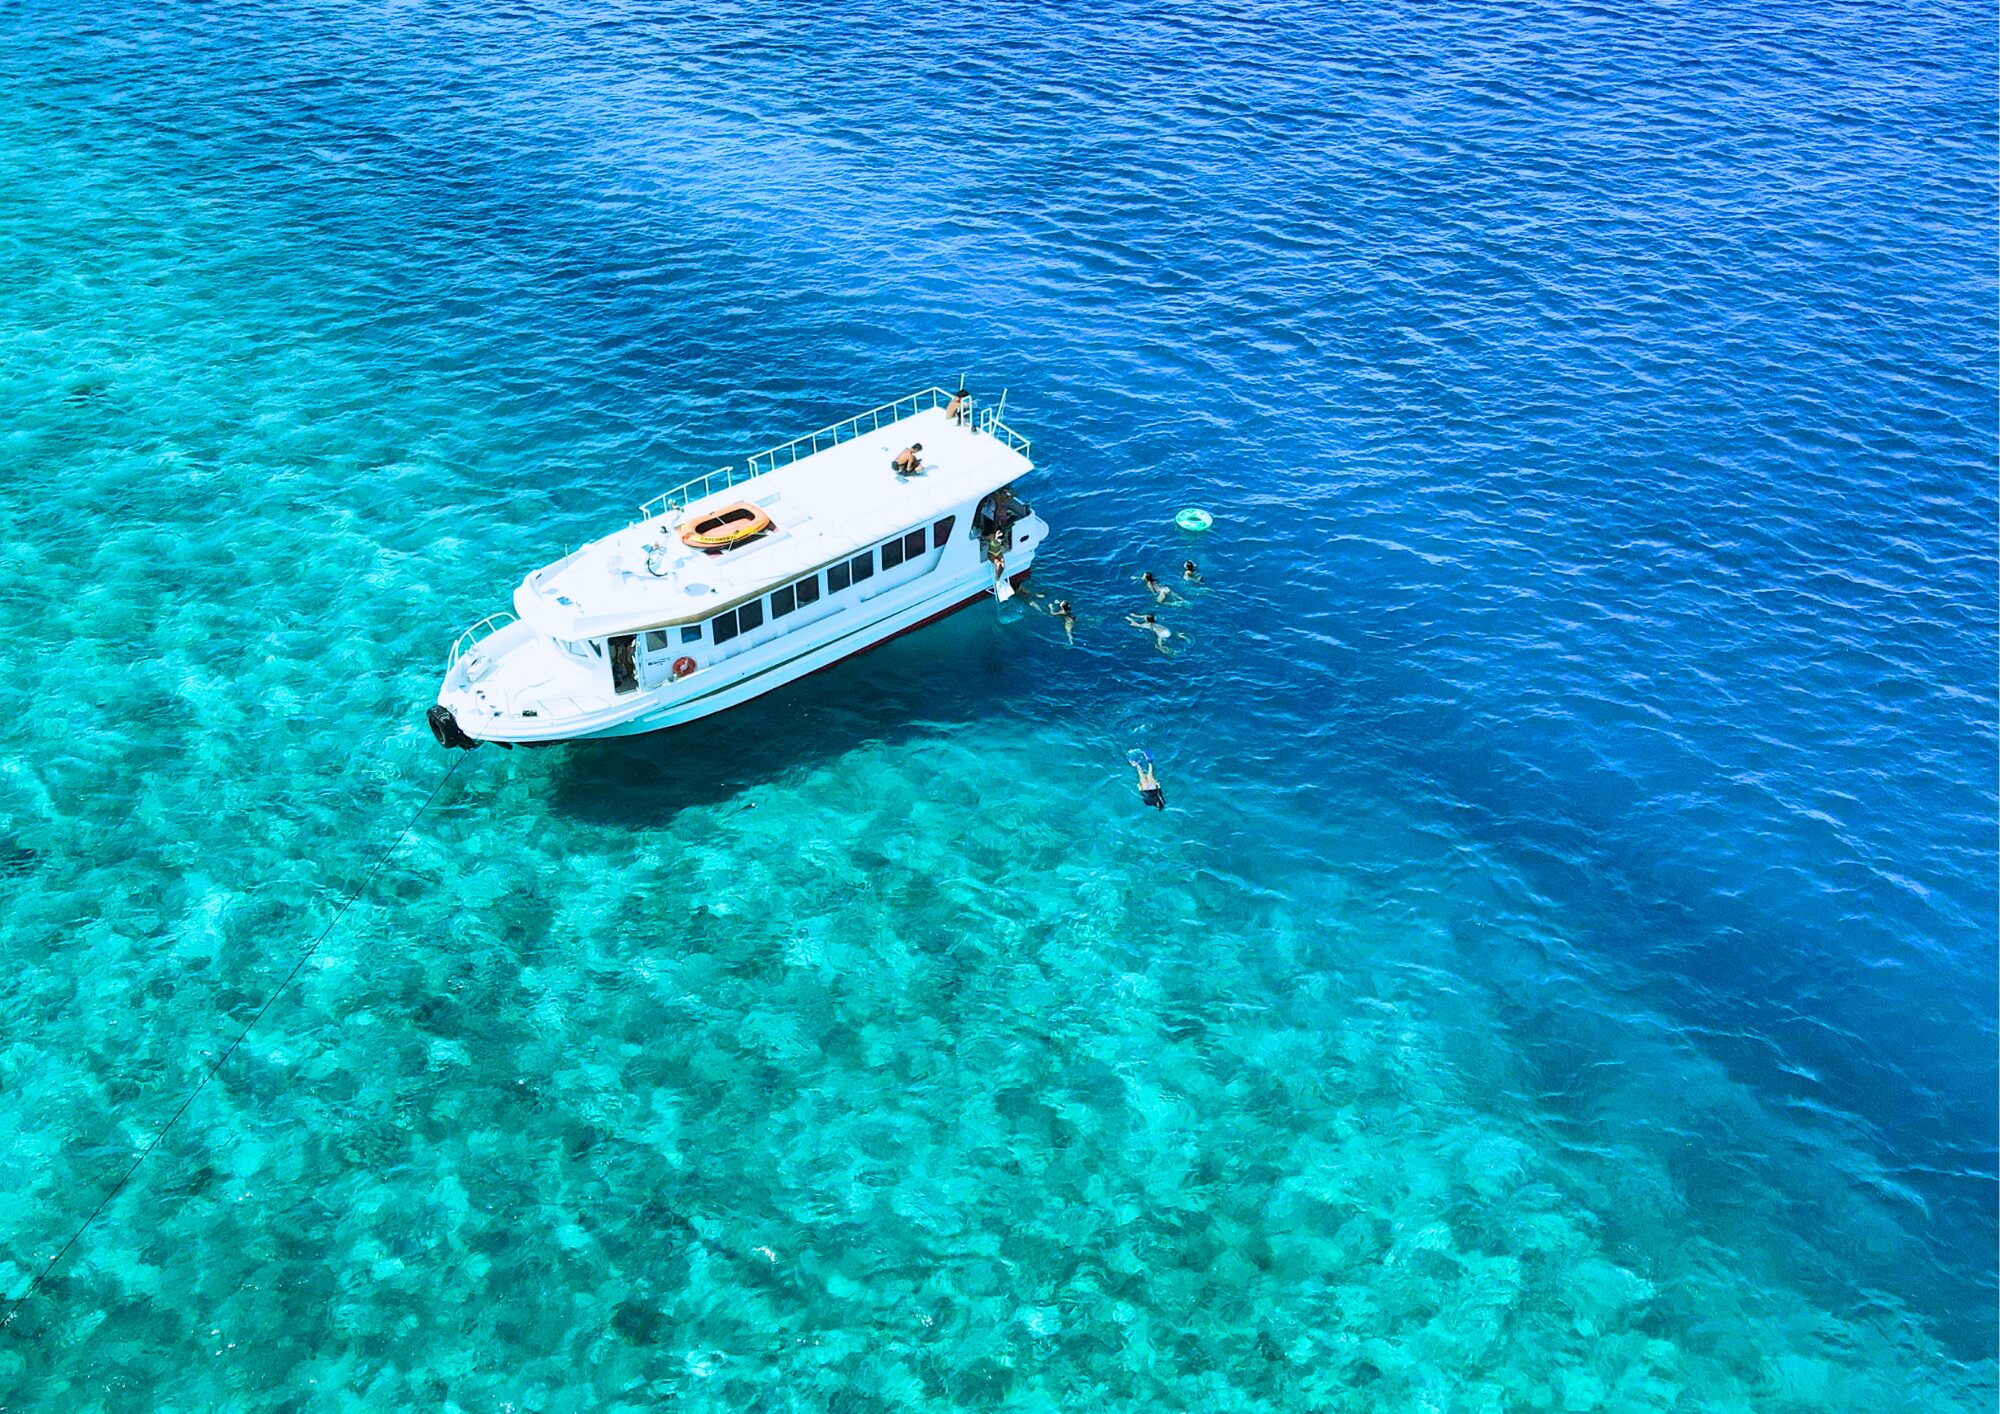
[680,502,774,552]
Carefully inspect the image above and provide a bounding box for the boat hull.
[434,562,1033,747]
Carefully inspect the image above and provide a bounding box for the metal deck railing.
[447,611,518,672]
[634,387,1031,524]
[636,464,753,523]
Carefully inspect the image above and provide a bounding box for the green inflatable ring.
[1175,507,1214,532]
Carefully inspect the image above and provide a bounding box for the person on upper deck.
[892,443,923,476]
[945,388,972,424]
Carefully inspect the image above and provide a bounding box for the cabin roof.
[514,404,1030,640]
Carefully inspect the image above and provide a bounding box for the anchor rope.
[0,752,469,1333]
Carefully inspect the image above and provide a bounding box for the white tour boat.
[427,387,1046,748]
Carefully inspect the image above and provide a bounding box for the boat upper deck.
[514,390,1032,641]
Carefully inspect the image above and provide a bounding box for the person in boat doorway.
[892,444,923,475]
[1133,757,1166,811]
[945,388,971,424]
[975,486,1026,549]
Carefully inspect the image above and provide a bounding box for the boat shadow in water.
[542,606,1023,826]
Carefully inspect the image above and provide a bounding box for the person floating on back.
[1130,752,1165,811]
[892,444,923,476]
[1182,559,1203,584]
[1140,571,1176,605]
[1126,611,1174,654]
[945,388,971,424]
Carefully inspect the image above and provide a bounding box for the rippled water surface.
[0,2,1993,1408]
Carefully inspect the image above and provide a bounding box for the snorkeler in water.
[1126,611,1175,654]
[1139,571,1176,605]
[1132,757,1165,810]
[1182,559,1203,584]
[1049,598,1076,644]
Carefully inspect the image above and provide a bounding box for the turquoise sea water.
[1,2,1994,1409]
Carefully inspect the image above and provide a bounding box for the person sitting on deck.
[892,444,923,476]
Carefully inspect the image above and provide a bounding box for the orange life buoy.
[672,656,697,679]
[680,501,774,551]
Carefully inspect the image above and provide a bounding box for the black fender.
[426,705,479,751]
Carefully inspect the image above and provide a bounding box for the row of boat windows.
[639,516,955,655]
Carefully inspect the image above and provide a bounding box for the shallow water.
[0,1,1993,1408]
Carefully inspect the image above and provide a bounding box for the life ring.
[680,501,774,552]
[672,656,697,679]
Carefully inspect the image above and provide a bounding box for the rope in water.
[0,752,468,1334]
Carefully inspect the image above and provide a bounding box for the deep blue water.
[0,1,1993,1407]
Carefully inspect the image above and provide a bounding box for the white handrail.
[633,387,1032,526]
[447,611,518,669]
[637,464,747,523]
[745,387,951,475]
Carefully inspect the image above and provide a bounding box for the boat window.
[903,529,926,560]
[771,583,797,618]
[644,630,670,653]
[795,574,821,607]
[738,599,764,632]
[850,552,874,584]
[712,608,739,645]
[882,536,906,570]
[828,560,852,593]
[933,516,955,548]
[681,624,702,643]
